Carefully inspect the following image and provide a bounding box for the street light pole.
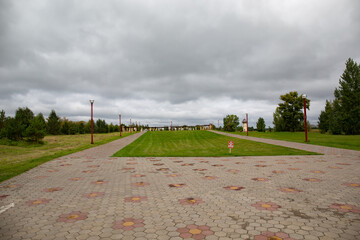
[302,94,308,142]
[246,113,248,136]
[119,113,122,137]
[90,100,94,144]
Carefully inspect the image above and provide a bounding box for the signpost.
[228,141,234,153]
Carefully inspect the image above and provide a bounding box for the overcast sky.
[1,0,359,127]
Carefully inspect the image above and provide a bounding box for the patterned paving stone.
[1,131,360,239]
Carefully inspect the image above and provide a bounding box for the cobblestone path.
[1,131,359,240]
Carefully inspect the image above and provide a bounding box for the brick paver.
[1,131,359,240]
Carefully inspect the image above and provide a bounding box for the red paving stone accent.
[43,187,63,192]
[131,174,146,177]
[224,186,245,191]
[330,203,360,213]
[57,211,88,223]
[252,201,281,211]
[167,174,181,177]
[177,224,214,239]
[169,183,186,188]
[124,196,147,203]
[252,177,270,182]
[0,195,9,200]
[82,192,104,198]
[112,218,145,230]
[342,182,360,187]
[91,180,107,185]
[156,168,170,171]
[303,178,322,182]
[131,182,150,187]
[278,187,302,193]
[202,176,218,180]
[25,198,51,206]
[179,197,204,205]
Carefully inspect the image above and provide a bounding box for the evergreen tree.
[256,117,266,132]
[334,58,360,134]
[318,100,333,133]
[47,110,61,135]
[0,110,5,136]
[15,107,34,139]
[60,119,70,135]
[223,114,240,132]
[25,113,46,143]
[78,121,85,134]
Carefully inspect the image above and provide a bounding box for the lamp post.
[119,113,121,137]
[302,94,308,142]
[246,113,248,136]
[90,100,94,144]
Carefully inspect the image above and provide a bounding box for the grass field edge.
[0,132,137,183]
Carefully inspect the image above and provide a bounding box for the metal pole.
[171,121,172,131]
[303,98,308,142]
[90,100,94,144]
[246,113,248,136]
[119,114,122,137]
[227,118,229,132]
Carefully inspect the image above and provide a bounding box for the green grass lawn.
[226,131,360,151]
[0,132,136,182]
[113,131,318,157]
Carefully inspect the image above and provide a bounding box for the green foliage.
[334,58,360,134]
[273,91,310,132]
[95,119,108,133]
[318,58,360,135]
[318,100,332,133]
[223,114,240,132]
[47,110,61,135]
[256,117,266,132]
[1,117,22,140]
[15,107,34,139]
[0,110,5,133]
[25,113,46,143]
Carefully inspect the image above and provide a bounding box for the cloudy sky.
[1,0,359,127]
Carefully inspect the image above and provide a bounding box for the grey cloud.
[0,0,359,126]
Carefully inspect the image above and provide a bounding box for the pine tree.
[47,110,61,135]
[25,113,46,143]
[334,58,360,134]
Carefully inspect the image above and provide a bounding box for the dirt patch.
[290,209,313,219]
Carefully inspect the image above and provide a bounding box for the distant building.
[242,119,248,132]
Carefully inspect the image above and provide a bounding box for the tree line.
[222,58,359,135]
[318,58,359,135]
[0,108,122,143]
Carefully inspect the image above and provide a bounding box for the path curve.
[210,130,360,156]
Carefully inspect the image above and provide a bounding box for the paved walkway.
[1,131,359,240]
